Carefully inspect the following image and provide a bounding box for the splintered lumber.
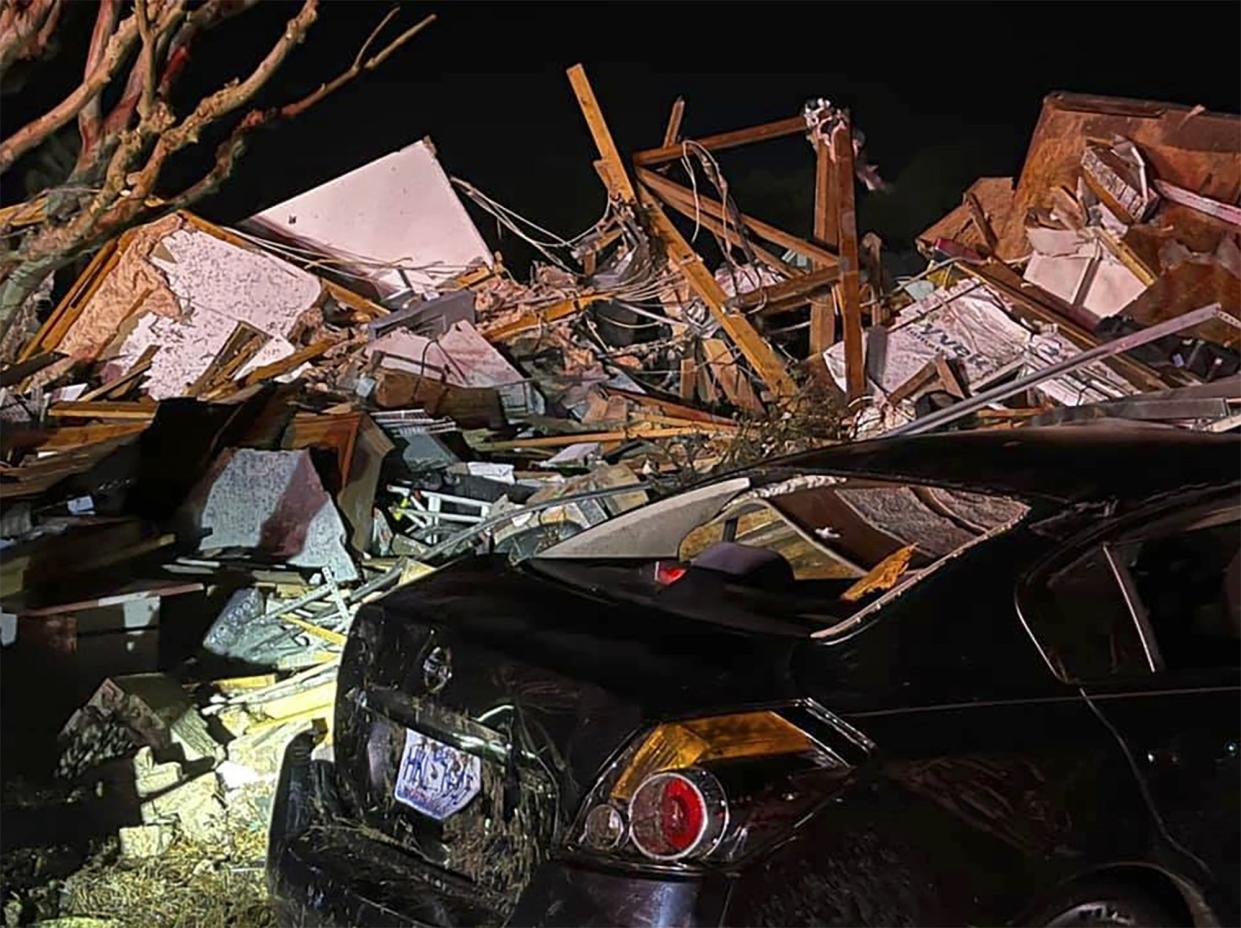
[237,337,341,388]
[728,266,839,314]
[830,118,865,401]
[567,64,637,203]
[639,187,798,402]
[662,97,686,148]
[965,190,999,255]
[597,385,738,426]
[810,137,837,354]
[481,293,606,341]
[634,114,808,166]
[79,346,158,401]
[701,338,764,412]
[638,167,838,268]
[321,279,390,321]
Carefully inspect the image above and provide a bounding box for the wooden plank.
[480,293,605,342]
[634,114,807,166]
[79,345,159,401]
[598,384,738,425]
[20,238,120,361]
[638,167,838,267]
[885,360,940,407]
[48,400,157,421]
[810,136,837,354]
[237,337,342,388]
[645,181,801,277]
[19,582,204,618]
[831,118,865,401]
[662,96,686,148]
[933,355,968,399]
[566,64,637,202]
[321,279,389,320]
[679,357,697,402]
[2,422,149,454]
[728,266,839,314]
[965,190,999,254]
[638,187,798,402]
[702,338,764,413]
[0,351,62,387]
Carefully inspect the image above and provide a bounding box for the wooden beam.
[645,181,801,277]
[831,117,865,401]
[727,266,839,314]
[662,97,686,148]
[810,136,838,354]
[567,64,637,202]
[638,167,838,268]
[634,114,807,166]
[638,186,797,402]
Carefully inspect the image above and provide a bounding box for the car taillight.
[629,768,727,860]
[571,707,873,867]
[653,560,688,586]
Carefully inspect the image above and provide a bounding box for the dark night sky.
[5,1,1240,271]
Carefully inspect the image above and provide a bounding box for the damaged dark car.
[267,426,1240,927]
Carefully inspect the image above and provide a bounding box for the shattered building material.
[2,70,1238,924]
[247,139,493,302]
[180,448,359,582]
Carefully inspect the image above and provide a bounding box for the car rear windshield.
[531,475,1029,636]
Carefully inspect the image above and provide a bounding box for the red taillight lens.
[653,561,688,586]
[628,769,726,860]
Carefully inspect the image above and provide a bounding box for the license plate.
[393,728,482,821]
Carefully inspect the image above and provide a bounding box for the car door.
[1018,491,1241,913]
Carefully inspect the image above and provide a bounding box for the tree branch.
[0,0,184,175]
[282,11,436,120]
[133,0,158,120]
[77,0,121,163]
[124,0,319,205]
[162,8,437,210]
[0,0,62,77]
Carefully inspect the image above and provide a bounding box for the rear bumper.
[267,734,726,927]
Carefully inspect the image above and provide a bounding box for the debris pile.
[1,67,1238,922]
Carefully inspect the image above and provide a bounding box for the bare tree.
[0,0,435,359]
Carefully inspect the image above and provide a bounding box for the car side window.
[1025,503,1240,683]
[1117,518,1240,672]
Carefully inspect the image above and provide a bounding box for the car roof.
[759,424,1241,506]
